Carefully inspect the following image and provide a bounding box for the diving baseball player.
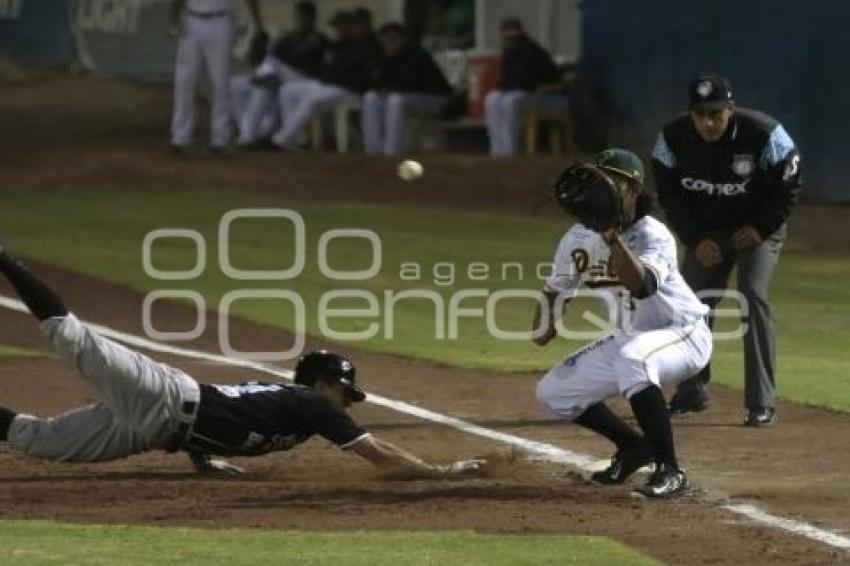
[169,0,263,154]
[0,247,485,479]
[534,149,712,498]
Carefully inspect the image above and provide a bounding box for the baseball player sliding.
[0,247,485,479]
[534,149,713,498]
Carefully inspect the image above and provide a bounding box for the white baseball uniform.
[234,57,307,145]
[536,216,713,419]
[7,314,199,462]
[485,90,569,156]
[170,0,236,149]
[362,91,447,155]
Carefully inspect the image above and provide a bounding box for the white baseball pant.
[484,90,569,156]
[361,91,447,155]
[536,321,712,420]
[236,58,306,144]
[170,12,235,148]
[272,80,360,147]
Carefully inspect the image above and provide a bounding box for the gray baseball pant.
[7,313,199,462]
[675,224,787,409]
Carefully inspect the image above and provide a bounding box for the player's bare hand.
[439,459,489,478]
[694,238,722,267]
[732,225,763,251]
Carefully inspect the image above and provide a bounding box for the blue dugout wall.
[0,1,73,65]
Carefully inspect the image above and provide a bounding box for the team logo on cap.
[340,360,352,372]
[697,80,713,98]
[732,154,755,177]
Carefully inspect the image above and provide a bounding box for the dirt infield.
[1,263,849,565]
[2,69,850,563]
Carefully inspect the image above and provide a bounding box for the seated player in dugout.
[533,149,713,498]
[0,247,485,479]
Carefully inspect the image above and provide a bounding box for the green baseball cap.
[594,148,645,184]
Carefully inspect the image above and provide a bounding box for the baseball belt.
[164,400,199,453]
[188,10,229,19]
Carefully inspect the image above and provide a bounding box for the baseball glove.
[553,163,624,232]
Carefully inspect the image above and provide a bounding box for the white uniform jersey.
[545,215,708,331]
[187,0,234,13]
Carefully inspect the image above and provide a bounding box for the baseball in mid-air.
[397,159,424,182]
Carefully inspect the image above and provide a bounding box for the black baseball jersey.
[500,34,561,92]
[271,29,328,78]
[185,382,369,457]
[318,35,382,94]
[652,108,803,246]
[374,45,452,95]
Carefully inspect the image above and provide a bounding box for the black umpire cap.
[294,350,366,403]
[689,73,733,111]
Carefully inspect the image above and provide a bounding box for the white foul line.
[0,295,847,551]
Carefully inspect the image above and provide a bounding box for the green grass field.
[1,186,848,411]
[0,344,50,360]
[0,522,656,565]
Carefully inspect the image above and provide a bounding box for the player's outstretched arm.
[350,435,486,480]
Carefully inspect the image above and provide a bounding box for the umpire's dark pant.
[676,224,787,409]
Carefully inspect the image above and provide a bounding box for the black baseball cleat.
[668,386,709,418]
[634,464,690,498]
[744,407,776,427]
[591,446,653,485]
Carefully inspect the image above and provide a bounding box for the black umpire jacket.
[652,108,803,247]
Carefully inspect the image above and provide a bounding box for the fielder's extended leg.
[629,385,678,469]
[574,402,645,451]
[575,402,652,485]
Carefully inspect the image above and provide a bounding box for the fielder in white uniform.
[534,149,712,498]
[169,0,263,153]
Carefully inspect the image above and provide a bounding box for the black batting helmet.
[294,350,366,403]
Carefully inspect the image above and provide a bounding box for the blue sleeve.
[752,125,803,238]
[759,125,795,168]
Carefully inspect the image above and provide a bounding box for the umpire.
[652,74,802,426]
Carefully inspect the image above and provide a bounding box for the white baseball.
[397,159,424,182]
